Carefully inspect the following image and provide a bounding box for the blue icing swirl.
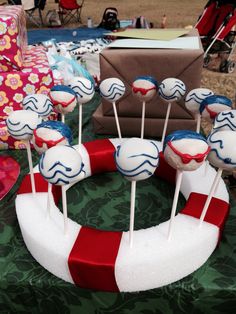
[199,95,232,113]
[50,85,76,96]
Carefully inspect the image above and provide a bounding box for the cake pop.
[99,78,126,139]
[49,85,77,123]
[185,88,214,132]
[22,94,53,119]
[67,77,95,147]
[159,78,186,148]
[199,95,232,122]
[163,130,210,239]
[39,145,85,233]
[6,110,41,194]
[213,110,236,132]
[32,120,73,154]
[115,138,159,247]
[199,130,236,226]
[132,76,158,139]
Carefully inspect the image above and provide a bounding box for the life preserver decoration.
[16,138,229,292]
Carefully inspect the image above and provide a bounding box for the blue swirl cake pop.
[22,94,53,119]
[115,137,159,182]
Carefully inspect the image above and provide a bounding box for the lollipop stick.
[61,113,65,124]
[62,186,68,234]
[25,140,36,195]
[161,102,172,149]
[112,101,122,139]
[129,180,136,248]
[199,168,223,227]
[196,113,201,133]
[168,170,183,240]
[78,103,82,147]
[46,183,52,217]
[141,101,146,139]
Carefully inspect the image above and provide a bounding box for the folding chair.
[8,0,45,27]
[22,0,45,27]
[58,0,84,25]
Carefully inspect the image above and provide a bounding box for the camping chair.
[8,0,45,27]
[58,0,84,25]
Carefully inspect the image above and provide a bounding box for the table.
[1,94,236,313]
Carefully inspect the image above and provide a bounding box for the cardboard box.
[0,5,27,72]
[93,29,203,137]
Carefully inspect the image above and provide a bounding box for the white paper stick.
[61,113,65,124]
[62,186,68,235]
[25,140,36,195]
[141,101,146,139]
[78,103,82,147]
[46,183,52,217]
[112,101,122,139]
[168,170,183,240]
[129,180,137,248]
[196,113,201,133]
[161,102,172,149]
[199,168,223,227]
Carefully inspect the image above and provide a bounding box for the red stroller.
[196,0,236,73]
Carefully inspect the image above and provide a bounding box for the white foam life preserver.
[15,139,229,292]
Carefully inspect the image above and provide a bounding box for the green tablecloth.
[1,94,236,314]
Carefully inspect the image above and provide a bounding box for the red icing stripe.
[17,173,61,204]
[181,192,229,240]
[83,139,117,175]
[68,226,122,292]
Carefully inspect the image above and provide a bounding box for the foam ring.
[16,139,230,292]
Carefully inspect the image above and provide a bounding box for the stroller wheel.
[220,60,235,73]
[203,55,211,68]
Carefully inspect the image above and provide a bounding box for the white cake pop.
[159,78,186,148]
[132,76,158,102]
[163,130,210,171]
[99,77,125,139]
[32,120,73,154]
[49,85,77,116]
[39,145,85,234]
[159,78,186,102]
[163,130,210,240]
[199,130,236,226]
[67,77,95,104]
[115,138,159,181]
[6,110,40,140]
[185,88,214,115]
[115,137,159,247]
[213,110,236,132]
[39,145,85,185]
[67,77,95,147]
[200,95,232,121]
[22,94,53,119]
[99,78,125,102]
[6,110,41,195]
[207,130,236,171]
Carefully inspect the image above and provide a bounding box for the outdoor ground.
[29,0,235,133]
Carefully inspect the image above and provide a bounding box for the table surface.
[1,94,236,314]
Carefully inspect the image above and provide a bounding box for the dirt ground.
[27,0,236,133]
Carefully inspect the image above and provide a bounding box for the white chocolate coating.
[100,78,125,103]
[207,130,236,171]
[49,90,77,115]
[6,110,40,140]
[68,77,95,104]
[159,78,186,102]
[213,110,236,132]
[115,137,159,181]
[132,77,157,102]
[185,88,214,115]
[22,94,53,119]
[39,145,85,185]
[164,138,209,171]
